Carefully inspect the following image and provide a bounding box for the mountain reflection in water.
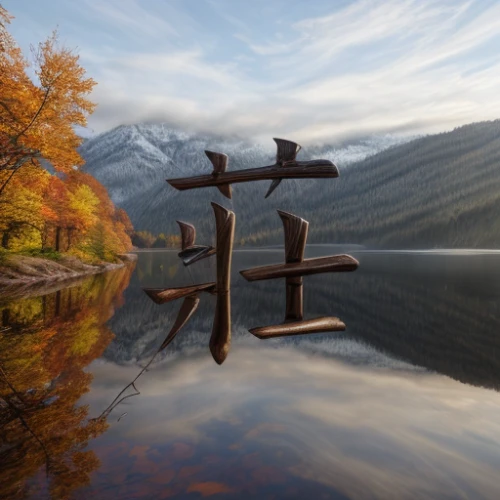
[2,249,500,499]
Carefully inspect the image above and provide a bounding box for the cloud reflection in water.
[81,344,500,499]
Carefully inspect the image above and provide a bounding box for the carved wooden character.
[177,221,216,266]
[167,138,339,199]
[209,202,235,364]
[143,202,235,365]
[240,210,359,339]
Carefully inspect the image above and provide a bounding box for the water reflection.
[82,346,500,499]
[0,264,135,499]
[3,250,500,498]
[123,249,500,391]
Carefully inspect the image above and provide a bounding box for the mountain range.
[80,120,500,248]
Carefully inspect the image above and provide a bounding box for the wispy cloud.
[4,0,500,143]
[82,0,180,40]
[86,344,500,499]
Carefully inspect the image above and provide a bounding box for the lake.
[2,248,500,499]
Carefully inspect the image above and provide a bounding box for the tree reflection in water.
[0,263,135,499]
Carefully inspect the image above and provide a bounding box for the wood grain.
[158,295,200,350]
[205,150,228,174]
[278,210,309,263]
[143,282,216,304]
[176,220,215,265]
[167,162,339,192]
[178,245,216,266]
[249,316,346,339]
[209,202,235,365]
[177,221,196,250]
[278,210,308,321]
[240,254,359,281]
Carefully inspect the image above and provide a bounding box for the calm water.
[2,248,500,499]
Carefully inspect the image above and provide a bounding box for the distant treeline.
[131,231,181,249]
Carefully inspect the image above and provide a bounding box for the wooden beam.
[178,245,216,266]
[209,202,235,365]
[240,254,359,282]
[177,221,196,250]
[158,296,200,350]
[167,161,339,193]
[278,210,308,321]
[143,282,216,304]
[250,316,346,339]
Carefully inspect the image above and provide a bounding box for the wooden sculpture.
[240,210,359,338]
[177,221,216,266]
[141,136,357,361]
[143,283,216,304]
[279,210,308,321]
[209,202,235,365]
[167,138,339,199]
[250,317,346,339]
[96,295,201,420]
[142,203,235,365]
[240,254,358,281]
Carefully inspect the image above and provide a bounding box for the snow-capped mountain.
[80,123,412,240]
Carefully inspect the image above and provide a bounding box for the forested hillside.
[276,120,500,248]
[81,120,500,248]
[80,124,409,246]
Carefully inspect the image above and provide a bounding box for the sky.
[4,0,500,144]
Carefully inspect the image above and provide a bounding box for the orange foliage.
[1,8,95,184]
[0,264,135,499]
[0,6,133,259]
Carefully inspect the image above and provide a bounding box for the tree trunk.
[54,291,61,318]
[2,308,10,327]
[2,230,10,249]
[55,226,61,252]
[67,227,74,250]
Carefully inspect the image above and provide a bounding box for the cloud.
[82,0,180,40]
[8,0,499,143]
[85,344,500,499]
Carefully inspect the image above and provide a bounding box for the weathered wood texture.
[177,221,196,250]
[278,210,308,321]
[285,277,303,321]
[209,202,235,365]
[167,138,338,198]
[249,316,346,339]
[176,220,215,266]
[204,151,233,198]
[167,162,338,193]
[279,210,309,263]
[205,150,228,174]
[159,295,200,350]
[178,245,216,266]
[143,282,216,304]
[240,254,359,282]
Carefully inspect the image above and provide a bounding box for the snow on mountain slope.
[80,124,413,237]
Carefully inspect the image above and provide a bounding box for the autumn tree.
[0,6,133,259]
[132,231,156,248]
[0,5,96,197]
[0,163,50,249]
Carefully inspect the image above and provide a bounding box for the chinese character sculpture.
[240,210,358,338]
[143,137,358,365]
[167,138,339,199]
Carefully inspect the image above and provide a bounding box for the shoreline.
[0,253,137,300]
